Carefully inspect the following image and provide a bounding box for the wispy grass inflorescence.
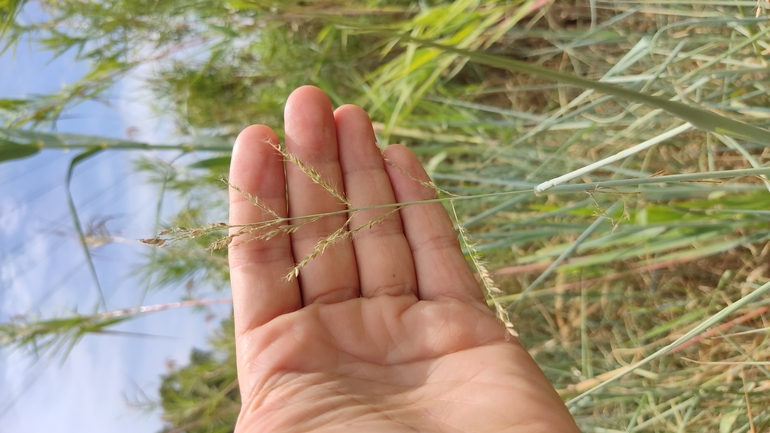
[287,212,354,280]
[1,298,232,359]
[286,208,400,280]
[140,222,232,248]
[384,157,457,197]
[450,200,518,337]
[139,179,282,250]
[225,176,280,219]
[142,165,770,252]
[209,217,322,251]
[265,137,351,207]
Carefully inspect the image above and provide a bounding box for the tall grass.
[2,1,770,431]
[369,3,770,430]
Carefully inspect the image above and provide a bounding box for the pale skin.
[228,86,580,433]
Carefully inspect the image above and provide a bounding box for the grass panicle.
[287,209,400,280]
[225,176,281,219]
[451,200,517,337]
[264,137,352,207]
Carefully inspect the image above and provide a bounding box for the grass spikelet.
[224,177,280,219]
[384,157,456,197]
[140,222,232,248]
[211,216,322,251]
[287,208,399,280]
[264,138,351,207]
[139,237,167,247]
[449,200,517,337]
[287,212,357,280]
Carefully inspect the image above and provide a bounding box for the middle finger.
[284,86,359,305]
[335,105,417,298]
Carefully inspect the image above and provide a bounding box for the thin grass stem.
[566,279,770,407]
[510,201,623,311]
[535,123,695,194]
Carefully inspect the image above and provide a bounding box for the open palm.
[228,86,578,432]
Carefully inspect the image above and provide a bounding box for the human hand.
[228,86,579,432]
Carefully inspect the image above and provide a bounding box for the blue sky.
[0,9,229,433]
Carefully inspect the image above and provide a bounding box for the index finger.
[229,125,301,334]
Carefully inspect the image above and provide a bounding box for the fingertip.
[285,85,333,117]
[233,124,280,158]
[334,104,379,157]
[231,124,281,183]
[334,104,370,122]
[284,86,337,151]
[235,124,279,143]
[229,125,286,228]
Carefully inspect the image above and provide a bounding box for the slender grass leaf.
[546,167,770,194]
[402,36,770,145]
[0,141,40,163]
[0,0,29,39]
[720,411,739,433]
[0,127,233,152]
[66,147,106,310]
[567,278,770,407]
[189,155,231,170]
[511,201,623,310]
[635,307,712,343]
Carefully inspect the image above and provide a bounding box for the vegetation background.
[2,0,770,431]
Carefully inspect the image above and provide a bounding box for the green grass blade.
[0,127,233,152]
[566,278,770,407]
[0,141,40,163]
[511,201,623,310]
[66,147,107,310]
[546,167,770,195]
[188,155,231,170]
[403,36,770,144]
[0,0,29,39]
